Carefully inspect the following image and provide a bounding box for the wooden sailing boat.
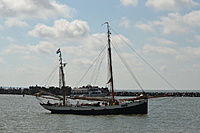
[36,22,148,115]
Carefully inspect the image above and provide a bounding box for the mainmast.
[57,49,66,105]
[104,22,115,102]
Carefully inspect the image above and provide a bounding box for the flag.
[56,48,60,54]
[106,78,112,84]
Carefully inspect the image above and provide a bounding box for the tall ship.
[34,22,163,115]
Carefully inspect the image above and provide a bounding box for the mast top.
[102,22,109,26]
[102,22,110,33]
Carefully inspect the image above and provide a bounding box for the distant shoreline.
[0,86,200,97]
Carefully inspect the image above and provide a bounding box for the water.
[0,95,199,133]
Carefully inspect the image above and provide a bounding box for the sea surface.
[0,94,199,133]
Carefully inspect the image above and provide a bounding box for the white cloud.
[160,65,168,72]
[155,13,189,34]
[6,36,16,42]
[136,11,200,34]
[3,41,55,55]
[0,58,4,64]
[120,0,138,6]
[84,33,107,51]
[28,41,56,54]
[28,24,56,40]
[192,64,200,70]
[149,37,177,45]
[111,34,132,47]
[72,58,93,69]
[21,55,37,60]
[135,21,155,33]
[4,19,29,27]
[119,17,131,29]
[61,33,132,59]
[86,33,131,49]
[184,10,200,27]
[63,46,89,58]
[0,0,75,19]
[143,44,177,54]
[176,46,200,61]
[28,19,89,41]
[175,55,189,61]
[146,0,199,11]
[181,46,200,58]
[29,22,132,58]
[3,44,26,54]
[194,35,200,42]
[169,73,177,77]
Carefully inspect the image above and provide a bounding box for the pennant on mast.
[106,78,112,84]
[56,48,61,54]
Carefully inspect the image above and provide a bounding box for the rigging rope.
[41,63,59,86]
[111,41,145,92]
[110,27,178,92]
[89,56,100,84]
[93,50,106,85]
[109,27,180,114]
[149,97,176,113]
[89,49,106,85]
[76,44,107,86]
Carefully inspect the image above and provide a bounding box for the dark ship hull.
[41,99,148,115]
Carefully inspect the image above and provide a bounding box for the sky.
[0,0,200,90]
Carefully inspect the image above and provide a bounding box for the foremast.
[57,49,66,105]
[104,22,115,103]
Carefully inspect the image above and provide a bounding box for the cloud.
[181,46,200,58]
[61,32,132,60]
[72,58,93,69]
[0,58,4,64]
[136,11,200,34]
[145,0,199,11]
[184,10,200,27]
[135,21,155,33]
[156,13,189,34]
[63,46,88,58]
[21,55,37,60]
[160,65,168,72]
[0,0,75,19]
[143,44,177,54]
[194,35,200,42]
[84,33,107,51]
[149,37,177,45]
[192,64,200,70]
[120,0,138,6]
[3,41,55,55]
[118,17,131,29]
[111,34,132,47]
[29,21,131,57]
[6,36,16,42]
[176,46,200,61]
[175,55,189,61]
[28,24,56,40]
[0,36,16,43]
[28,41,56,54]
[84,33,131,50]
[28,19,89,41]
[4,19,29,27]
